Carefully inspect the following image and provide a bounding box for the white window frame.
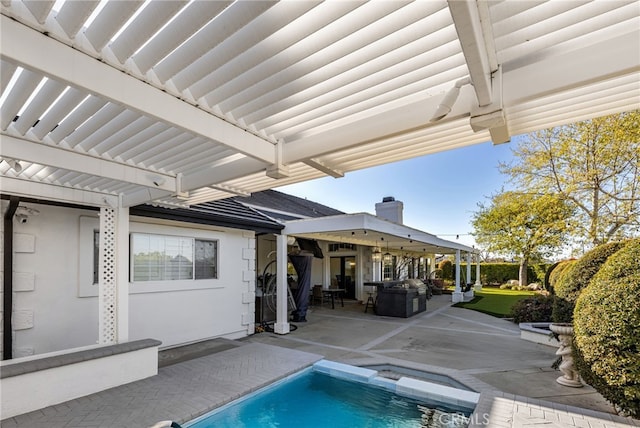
[78,217,223,297]
[130,233,218,282]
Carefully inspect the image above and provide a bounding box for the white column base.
[451,292,463,303]
[273,322,290,335]
[474,282,482,291]
[463,290,475,302]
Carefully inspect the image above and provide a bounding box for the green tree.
[501,111,640,248]
[472,191,573,286]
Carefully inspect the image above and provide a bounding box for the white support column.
[273,234,290,335]
[429,254,437,276]
[372,258,381,282]
[464,251,474,301]
[475,253,482,291]
[116,205,129,342]
[452,250,463,303]
[98,204,130,344]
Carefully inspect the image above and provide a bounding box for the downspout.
[3,196,20,360]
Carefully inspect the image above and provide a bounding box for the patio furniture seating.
[311,285,325,306]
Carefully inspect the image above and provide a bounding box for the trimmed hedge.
[573,238,640,418]
[547,259,576,293]
[555,242,626,302]
[552,242,625,324]
[453,263,549,285]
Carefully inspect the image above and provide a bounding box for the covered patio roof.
[284,213,475,255]
[1,1,638,208]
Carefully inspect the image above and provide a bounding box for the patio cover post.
[273,234,290,334]
[373,259,381,281]
[466,252,472,287]
[98,205,129,344]
[429,254,436,277]
[475,253,482,291]
[452,249,463,303]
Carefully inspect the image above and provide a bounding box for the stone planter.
[549,323,583,388]
[519,322,560,347]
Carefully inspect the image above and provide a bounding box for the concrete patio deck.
[2,295,638,427]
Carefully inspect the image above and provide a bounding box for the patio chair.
[311,285,326,306]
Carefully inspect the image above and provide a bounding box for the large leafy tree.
[500,111,640,248]
[472,191,573,285]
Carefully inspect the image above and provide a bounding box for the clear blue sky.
[277,139,523,249]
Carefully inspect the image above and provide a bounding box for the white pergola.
[1,1,639,337]
[1,0,638,207]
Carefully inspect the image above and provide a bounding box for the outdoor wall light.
[371,241,382,263]
[430,76,472,122]
[372,247,382,263]
[382,241,392,263]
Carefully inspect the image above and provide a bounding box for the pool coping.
[313,359,480,409]
[186,359,480,427]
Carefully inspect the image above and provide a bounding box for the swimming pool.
[185,361,478,428]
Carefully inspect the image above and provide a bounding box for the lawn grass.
[452,287,536,318]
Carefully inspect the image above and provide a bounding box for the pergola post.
[466,252,472,287]
[98,204,129,344]
[452,250,463,303]
[273,234,290,334]
[475,253,482,291]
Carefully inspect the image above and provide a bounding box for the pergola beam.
[447,0,493,106]
[0,176,119,207]
[1,134,177,193]
[303,158,344,178]
[284,29,638,162]
[0,14,275,165]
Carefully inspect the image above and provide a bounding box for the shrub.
[555,242,625,302]
[573,238,640,418]
[457,263,549,285]
[509,294,554,323]
[499,284,510,290]
[552,242,625,324]
[438,259,453,281]
[550,295,575,324]
[547,259,575,293]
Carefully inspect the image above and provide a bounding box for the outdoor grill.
[374,279,428,318]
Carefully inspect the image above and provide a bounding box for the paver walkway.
[1,342,322,427]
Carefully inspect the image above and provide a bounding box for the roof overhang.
[283,213,475,255]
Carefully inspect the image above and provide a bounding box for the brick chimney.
[375,196,403,224]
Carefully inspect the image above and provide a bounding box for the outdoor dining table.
[322,288,345,309]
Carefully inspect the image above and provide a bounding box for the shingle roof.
[234,190,344,221]
[131,198,283,234]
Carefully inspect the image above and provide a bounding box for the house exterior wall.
[2,201,255,357]
[3,203,98,358]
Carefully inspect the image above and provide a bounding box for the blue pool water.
[186,369,473,428]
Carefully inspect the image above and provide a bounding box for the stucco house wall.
[2,201,256,357]
[5,203,98,357]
